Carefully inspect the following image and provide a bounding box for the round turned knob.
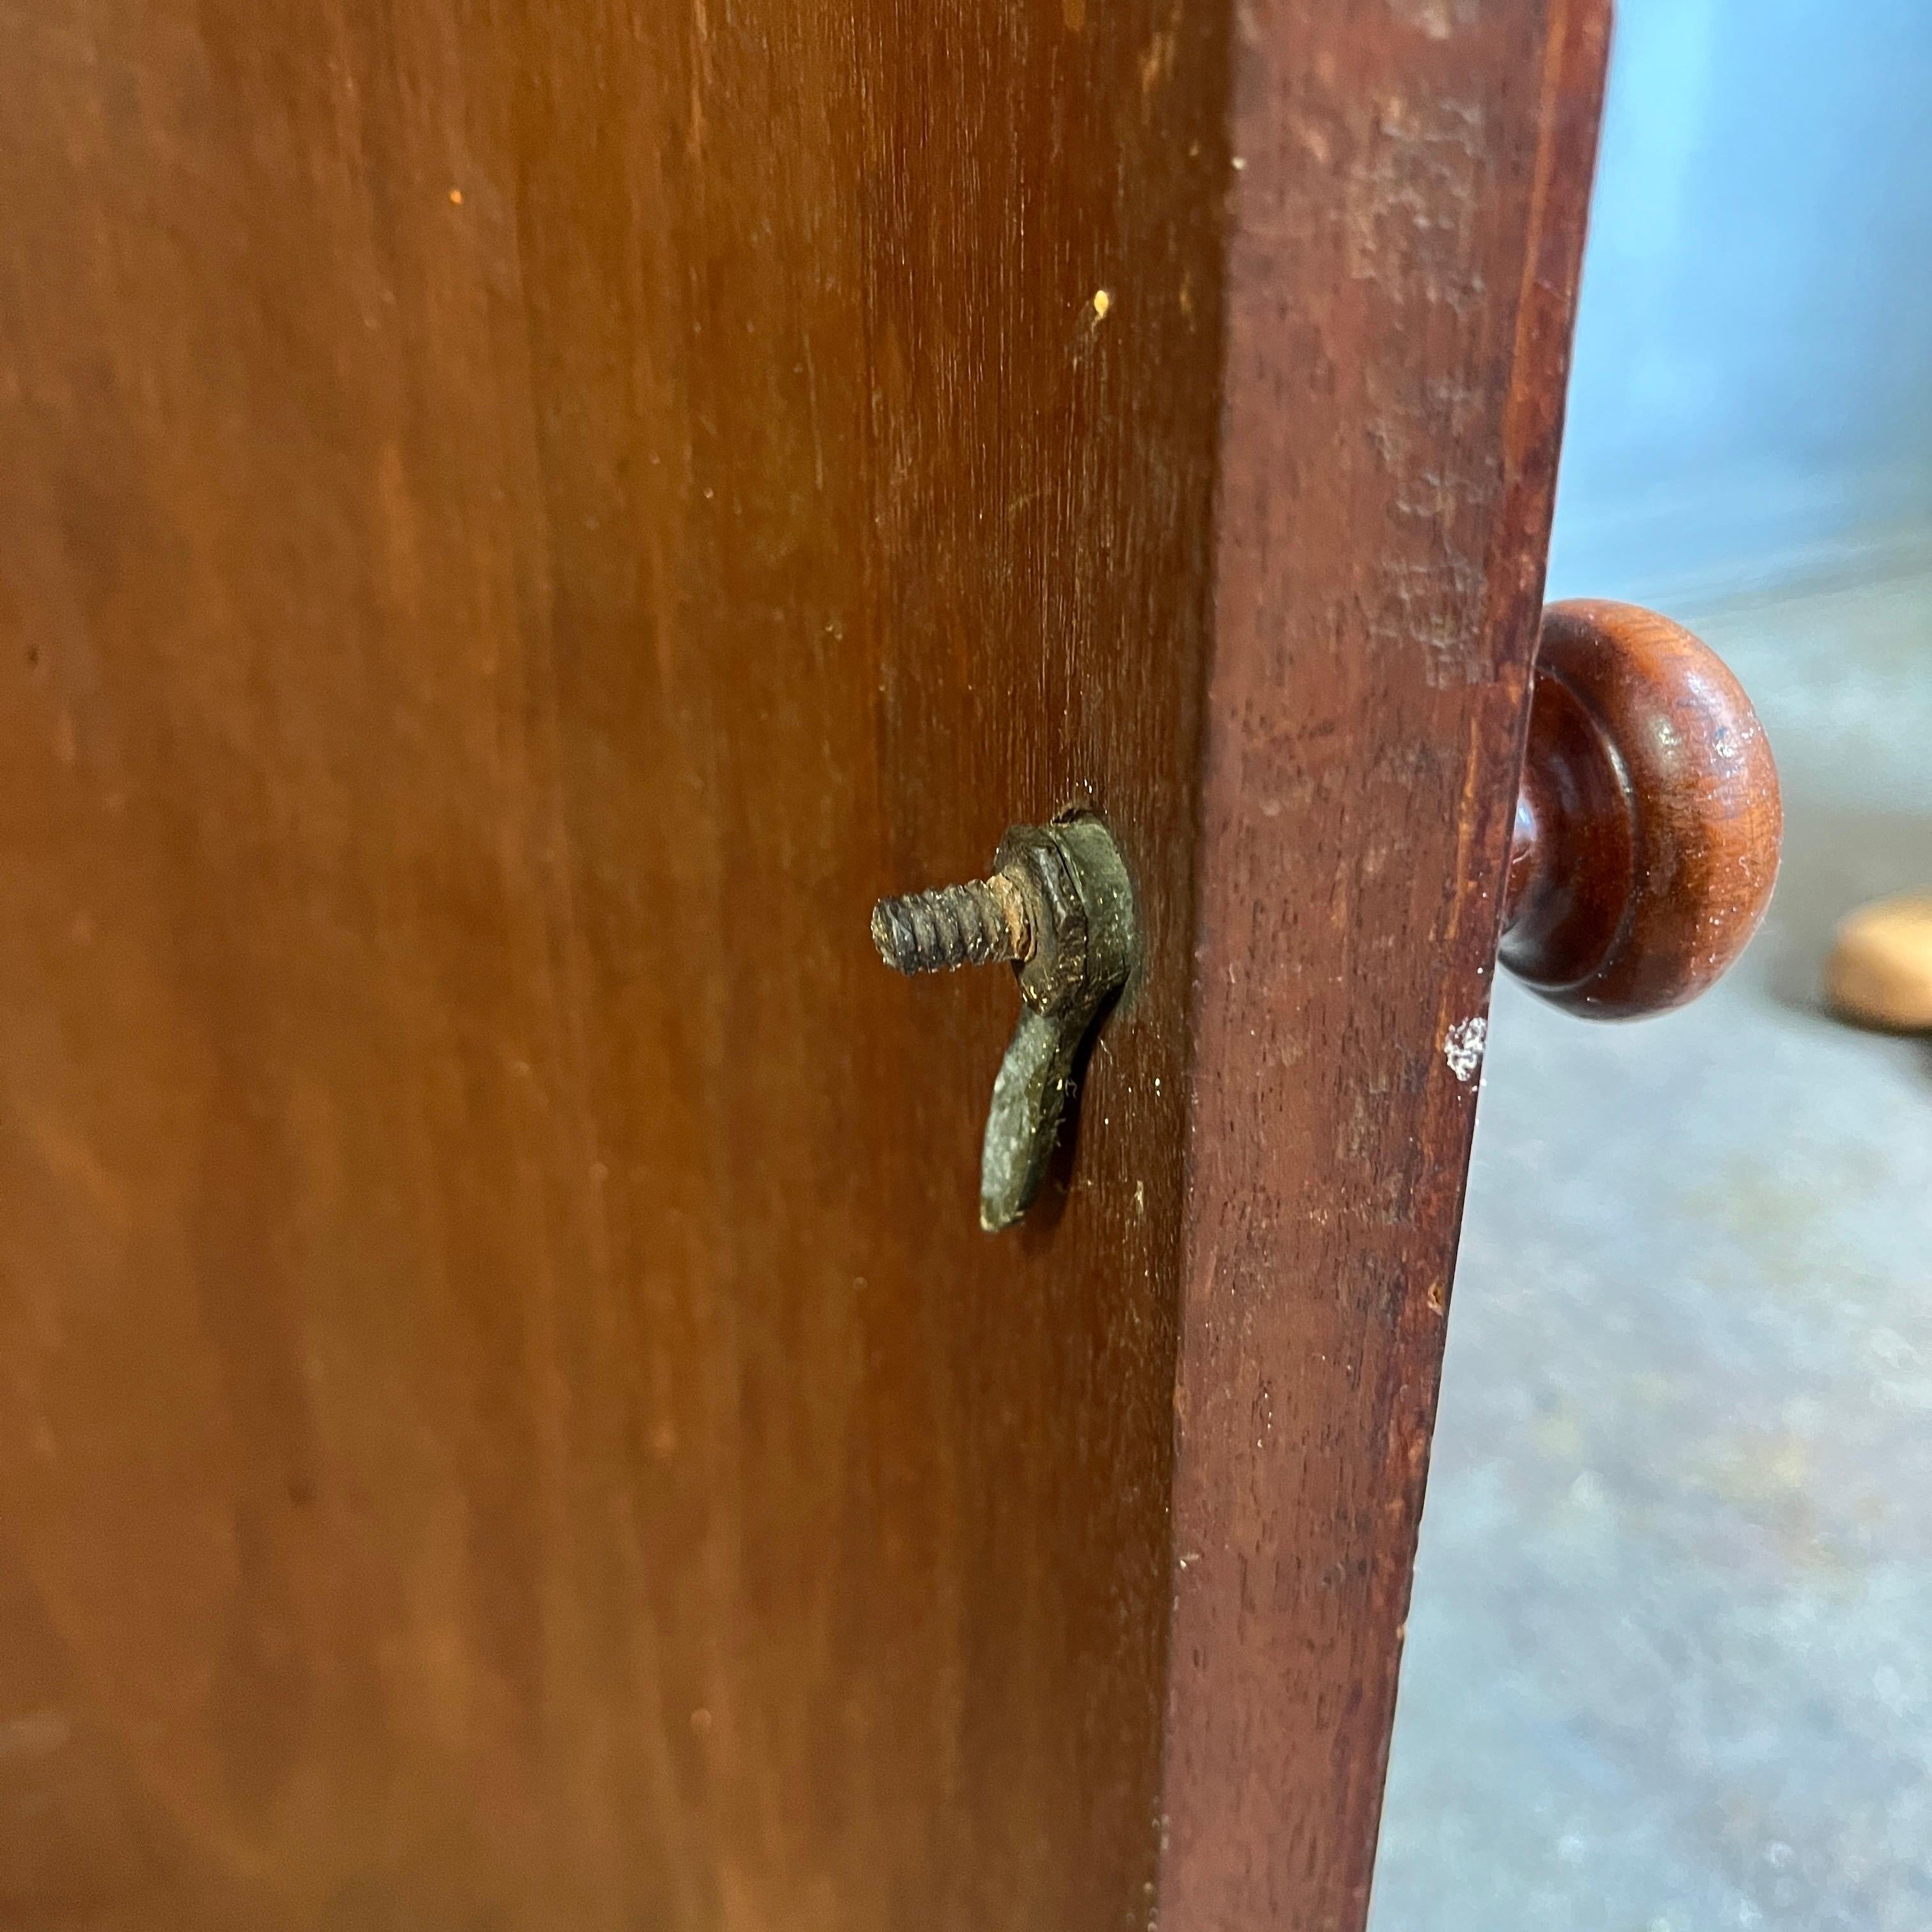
[1499,599,1782,1018]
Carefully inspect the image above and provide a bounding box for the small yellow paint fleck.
[1091,288,1111,319]
[448,187,464,205]
[1230,156,1246,171]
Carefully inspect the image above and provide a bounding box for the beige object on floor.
[1826,893,1932,1031]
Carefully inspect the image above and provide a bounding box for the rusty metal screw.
[870,871,1034,975]
[869,816,1138,1232]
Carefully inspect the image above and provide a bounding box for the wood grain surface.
[1158,5,1610,1928]
[0,2,1607,1928]
[0,1,1226,1924]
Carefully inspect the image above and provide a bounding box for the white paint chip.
[1443,1016,1487,1084]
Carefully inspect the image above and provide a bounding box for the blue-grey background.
[1372,6,1932,1928]
[1546,0,1932,607]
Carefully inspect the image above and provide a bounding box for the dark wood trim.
[1159,6,1611,1926]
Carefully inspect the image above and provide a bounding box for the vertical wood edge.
[1156,4,1613,1928]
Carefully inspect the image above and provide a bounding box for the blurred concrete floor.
[1370,569,1932,1932]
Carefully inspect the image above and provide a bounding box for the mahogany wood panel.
[1501,599,1783,1017]
[0,1,1610,1929]
[0,1,1227,1924]
[1160,6,1610,1929]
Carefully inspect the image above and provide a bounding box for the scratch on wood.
[1388,0,1477,40]
[1442,1016,1486,1082]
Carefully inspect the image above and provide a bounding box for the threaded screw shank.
[871,874,1031,974]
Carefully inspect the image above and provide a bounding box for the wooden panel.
[0,0,1227,1924]
[1159,4,1609,1929]
[0,1,1609,1928]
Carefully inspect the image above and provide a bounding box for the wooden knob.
[1825,893,1932,1032]
[1499,599,1782,1018]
